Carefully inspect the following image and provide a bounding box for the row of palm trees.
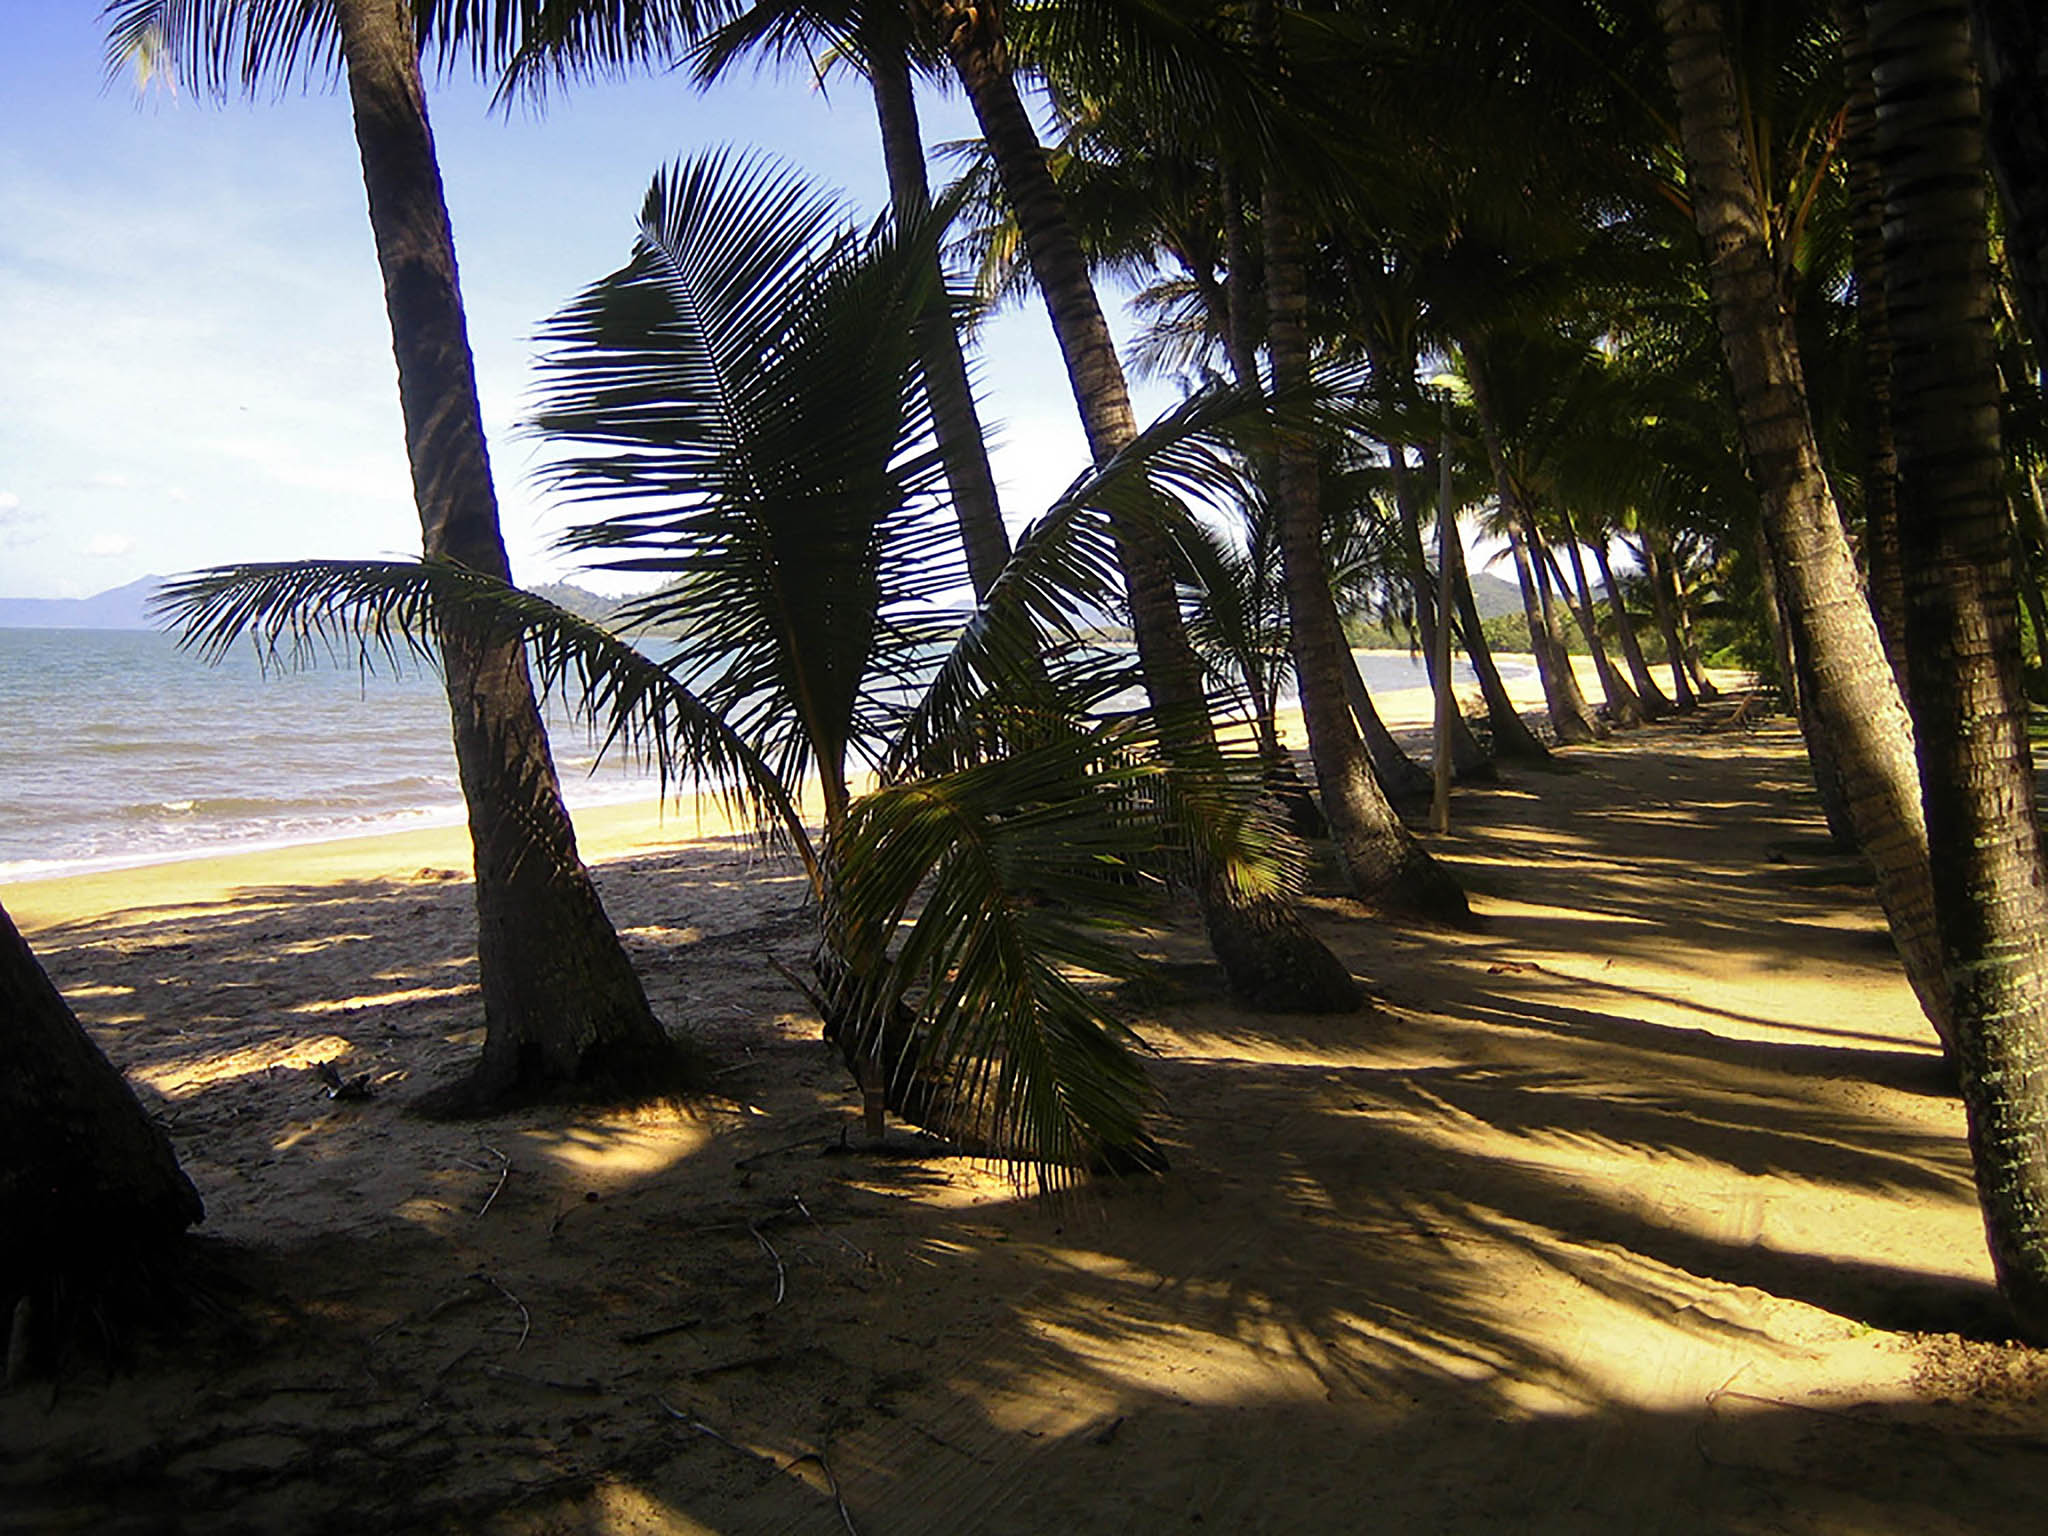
[10,0,2048,1349]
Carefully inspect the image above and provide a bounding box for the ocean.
[0,628,1509,882]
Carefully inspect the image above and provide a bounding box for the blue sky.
[1,5,1165,600]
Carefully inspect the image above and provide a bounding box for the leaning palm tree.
[1871,0,2048,1342]
[163,152,1303,1177]
[1657,0,1951,1048]
[105,0,674,1105]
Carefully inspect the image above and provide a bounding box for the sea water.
[0,627,1511,881]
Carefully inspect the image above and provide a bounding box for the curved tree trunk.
[866,26,1012,599]
[1508,516,1601,743]
[1592,538,1675,717]
[1658,0,1951,1048]
[1873,0,2048,1343]
[1553,527,1645,727]
[1264,165,1465,920]
[337,0,671,1103]
[1466,349,1600,743]
[1837,0,1911,700]
[1387,440,1494,774]
[1665,539,1720,700]
[1436,465,1554,762]
[2,899,203,1346]
[1339,645,1435,803]
[1639,533,1700,709]
[937,3,1362,1006]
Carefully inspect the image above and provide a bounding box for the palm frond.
[152,557,818,884]
[531,149,962,797]
[827,731,1165,1183]
[102,0,339,98]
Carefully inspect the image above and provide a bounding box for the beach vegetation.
[158,150,1324,1179]
[104,0,682,1110]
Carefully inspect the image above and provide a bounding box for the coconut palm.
[161,152,1320,1176]
[104,0,674,1105]
[1656,0,1951,1048]
[1870,0,2048,1341]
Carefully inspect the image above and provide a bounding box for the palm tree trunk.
[1553,523,1645,727]
[1339,646,1435,802]
[2,898,203,1346]
[866,25,1012,599]
[1873,0,2048,1341]
[1466,351,1600,742]
[1638,532,1699,708]
[1875,0,2048,1333]
[1760,524,1862,848]
[1264,165,1464,918]
[1387,441,1494,774]
[1433,454,1553,762]
[1665,541,1720,699]
[1837,0,1911,700]
[1592,538,1674,717]
[336,0,670,1102]
[1970,0,2048,377]
[1658,0,1951,1048]
[937,3,1362,1005]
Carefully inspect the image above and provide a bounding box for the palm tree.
[1871,0,2048,1341]
[165,153,1204,1174]
[106,0,674,1105]
[3,898,204,1366]
[1656,0,1952,1048]
[918,0,1367,1005]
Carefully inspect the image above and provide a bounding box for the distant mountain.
[1467,570,1527,620]
[0,575,624,631]
[0,575,164,630]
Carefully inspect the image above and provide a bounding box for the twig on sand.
[474,1270,530,1353]
[748,1222,788,1307]
[792,1193,873,1266]
[476,1142,511,1221]
[656,1396,751,1456]
[785,1449,860,1536]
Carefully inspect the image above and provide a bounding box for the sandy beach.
[9,660,2046,1533]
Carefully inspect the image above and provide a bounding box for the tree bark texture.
[1,900,203,1305]
[1264,164,1466,921]
[1467,351,1600,742]
[936,2,1362,1005]
[1659,0,1952,1047]
[1436,464,1554,762]
[337,0,669,1099]
[1640,533,1700,709]
[1873,0,2048,1341]
[1555,521,1645,727]
[1592,538,1674,717]
[867,26,1013,599]
[1387,441,1495,773]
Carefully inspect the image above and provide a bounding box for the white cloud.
[0,490,19,515]
[89,471,133,490]
[85,533,136,558]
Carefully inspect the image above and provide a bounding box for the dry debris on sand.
[5,703,2045,1534]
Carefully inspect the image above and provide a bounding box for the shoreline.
[1,653,1718,934]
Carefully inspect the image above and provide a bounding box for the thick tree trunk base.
[1198,882,1363,1013]
[416,1029,709,1118]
